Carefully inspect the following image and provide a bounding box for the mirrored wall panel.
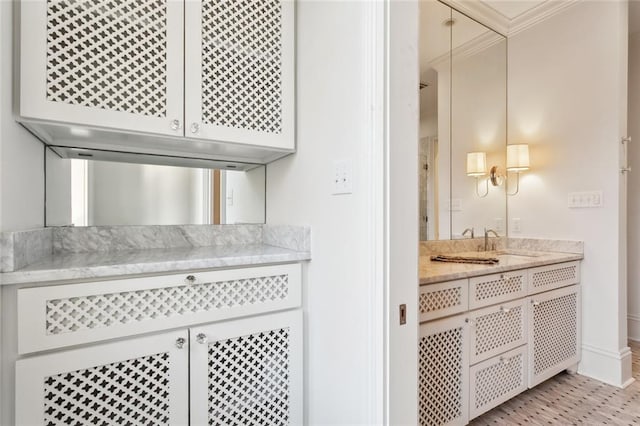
[419,1,507,240]
[45,149,266,226]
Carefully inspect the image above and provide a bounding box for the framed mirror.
[419,1,507,240]
[45,149,266,226]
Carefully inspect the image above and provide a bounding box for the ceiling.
[474,0,549,20]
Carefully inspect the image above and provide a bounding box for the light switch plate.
[568,191,603,208]
[332,159,353,194]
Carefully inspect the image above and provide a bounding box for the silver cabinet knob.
[499,356,511,365]
[532,300,541,306]
[186,275,196,283]
[175,337,186,349]
[196,333,208,344]
[465,318,476,327]
[500,306,511,314]
[190,122,200,134]
[170,119,181,131]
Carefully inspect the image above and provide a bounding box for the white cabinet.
[19,0,186,137]
[17,0,295,161]
[15,310,302,425]
[419,314,470,426]
[419,260,581,425]
[11,263,303,425]
[190,310,303,425]
[16,330,190,425]
[528,285,581,387]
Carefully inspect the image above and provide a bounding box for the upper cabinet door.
[184,0,295,150]
[19,0,185,137]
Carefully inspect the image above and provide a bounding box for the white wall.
[0,0,44,232]
[507,1,631,386]
[627,31,640,342]
[266,1,396,423]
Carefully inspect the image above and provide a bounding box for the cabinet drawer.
[469,299,527,365]
[419,279,469,322]
[469,270,527,309]
[18,263,302,354]
[469,346,528,420]
[528,261,580,295]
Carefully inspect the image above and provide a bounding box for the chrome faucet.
[462,228,474,239]
[484,228,499,251]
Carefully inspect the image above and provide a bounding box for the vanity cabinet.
[10,263,303,425]
[419,261,581,425]
[18,0,295,159]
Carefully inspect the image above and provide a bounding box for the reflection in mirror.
[419,1,506,240]
[45,149,266,226]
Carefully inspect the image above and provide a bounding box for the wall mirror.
[419,1,507,240]
[45,149,266,226]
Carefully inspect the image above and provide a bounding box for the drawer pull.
[465,318,476,327]
[175,337,186,349]
[500,274,506,280]
[531,300,541,306]
[500,306,512,314]
[499,356,511,365]
[186,275,196,283]
[196,333,208,344]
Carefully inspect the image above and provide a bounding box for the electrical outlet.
[332,159,353,195]
[450,198,462,211]
[495,218,505,233]
[512,217,522,233]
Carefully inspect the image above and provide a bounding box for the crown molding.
[443,0,581,37]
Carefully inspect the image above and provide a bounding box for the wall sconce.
[506,144,530,196]
[467,152,502,197]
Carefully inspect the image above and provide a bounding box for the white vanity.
[418,246,582,426]
[0,225,309,425]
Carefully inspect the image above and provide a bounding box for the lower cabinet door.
[189,310,303,425]
[15,330,189,425]
[419,314,469,426]
[528,285,581,387]
[469,345,528,420]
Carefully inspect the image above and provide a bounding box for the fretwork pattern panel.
[531,265,577,289]
[473,352,525,411]
[475,275,524,302]
[419,327,464,426]
[208,327,290,425]
[46,275,289,334]
[46,0,168,117]
[43,352,171,425]
[474,306,524,358]
[533,293,578,375]
[201,0,283,133]
[420,287,462,313]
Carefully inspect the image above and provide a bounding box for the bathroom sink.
[492,249,544,258]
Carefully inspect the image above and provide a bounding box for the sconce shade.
[467,152,487,176]
[507,144,530,171]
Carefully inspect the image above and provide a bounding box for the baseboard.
[628,314,640,342]
[578,344,634,388]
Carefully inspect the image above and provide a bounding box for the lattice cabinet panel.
[469,270,528,309]
[15,329,189,425]
[528,261,580,295]
[469,299,527,365]
[419,279,469,322]
[190,310,303,425]
[184,0,295,150]
[18,263,302,354]
[528,285,581,387]
[419,314,469,426]
[469,346,528,420]
[19,0,185,136]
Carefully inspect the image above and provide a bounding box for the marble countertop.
[420,250,583,285]
[0,244,311,286]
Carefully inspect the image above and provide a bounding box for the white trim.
[443,0,581,37]
[579,343,635,388]
[364,0,386,424]
[202,169,212,225]
[627,313,640,342]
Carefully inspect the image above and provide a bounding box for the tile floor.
[470,341,640,425]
